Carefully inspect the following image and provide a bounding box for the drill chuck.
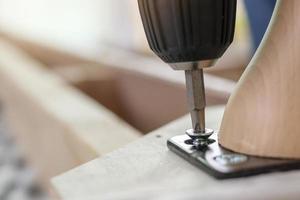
[138,0,237,69]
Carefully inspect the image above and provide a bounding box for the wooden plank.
[0,31,88,67]
[0,32,237,101]
[0,38,141,186]
[52,64,189,134]
[52,105,300,199]
[54,64,229,134]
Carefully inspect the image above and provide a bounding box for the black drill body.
[138,0,237,64]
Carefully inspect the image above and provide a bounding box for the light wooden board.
[0,38,141,186]
[53,105,300,200]
[0,31,237,99]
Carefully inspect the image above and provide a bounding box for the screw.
[186,128,215,149]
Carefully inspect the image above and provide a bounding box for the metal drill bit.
[185,69,206,133]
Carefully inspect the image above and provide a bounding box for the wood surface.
[53,106,300,200]
[219,0,300,158]
[0,31,237,100]
[0,31,237,181]
[0,38,141,186]
[55,64,189,133]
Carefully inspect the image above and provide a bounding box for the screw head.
[186,128,215,149]
[186,128,214,140]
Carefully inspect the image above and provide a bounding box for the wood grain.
[0,38,141,186]
[53,106,300,200]
[0,31,236,102]
[55,64,189,133]
[219,0,300,158]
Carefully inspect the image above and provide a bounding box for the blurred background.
[0,0,275,199]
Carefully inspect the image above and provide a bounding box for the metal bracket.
[167,133,300,179]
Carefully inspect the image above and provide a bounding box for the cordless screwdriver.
[138,0,237,148]
[137,0,300,180]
